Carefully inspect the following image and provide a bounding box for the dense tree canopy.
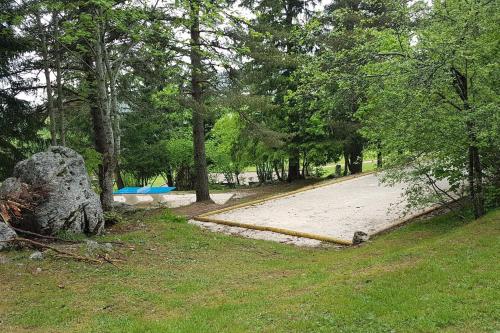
[1,0,498,216]
[0,1,43,178]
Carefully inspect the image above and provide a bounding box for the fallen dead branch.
[11,227,79,243]
[5,237,123,265]
[97,253,125,268]
[10,226,126,248]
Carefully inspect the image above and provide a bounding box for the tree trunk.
[301,153,307,178]
[467,145,476,213]
[115,164,125,189]
[54,13,65,146]
[377,151,382,168]
[345,137,363,174]
[471,145,485,218]
[343,152,348,176]
[166,166,174,187]
[104,41,122,186]
[84,12,115,211]
[94,32,115,211]
[37,14,57,146]
[467,134,485,218]
[190,0,210,202]
[256,163,266,183]
[453,66,485,218]
[287,150,301,182]
[274,162,282,181]
[55,52,65,146]
[348,152,363,174]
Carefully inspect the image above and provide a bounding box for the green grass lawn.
[0,209,499,333]
[322,159,377,176]
[244,160,377,176]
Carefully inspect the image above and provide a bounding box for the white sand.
[202,173,436,244]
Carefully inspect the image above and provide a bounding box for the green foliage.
[238,1,322,179]
[103,210,123,226]
[120,108,171,186]
[164,137,194,171]
[80,148,101,178]
[164,136,195,190]
[358,0,500,211]
[206,112,248,184]
[0,1,43,179]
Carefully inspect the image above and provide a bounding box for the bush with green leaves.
[164,137,194,190]
[358,0,500,216]
[206,112,248,185]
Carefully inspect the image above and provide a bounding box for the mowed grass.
[0,209,499,333]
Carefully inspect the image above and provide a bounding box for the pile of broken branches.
[6,232,126,266]
[0,182,45,225]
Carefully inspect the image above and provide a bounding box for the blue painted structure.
[113,186,176,195]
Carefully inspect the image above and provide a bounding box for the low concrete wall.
[113,193,235,208]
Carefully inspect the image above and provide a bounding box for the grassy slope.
[0,209,498,333]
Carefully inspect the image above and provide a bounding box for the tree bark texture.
[287,152,301,182]
[83,11,116,211]
[37,14,57,146]
[54,13,65,146]
[190,0,210,202]
[94,28,116,211]
[452,66,485,217]
[343,131,364,174]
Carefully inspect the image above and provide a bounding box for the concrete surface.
[113,193,235,208]
[210,172,272,185]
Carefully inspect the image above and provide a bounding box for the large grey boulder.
[8,146,104,235]
[0,222,16,251]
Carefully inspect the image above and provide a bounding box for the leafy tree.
[165,137,195,190]
[292,0,408,175]
[207,112,248,185]
[240,0,318,181]
[120,108,170,187]
[359,0,500,217]
[55,0,154,209]
[0,0,43,179]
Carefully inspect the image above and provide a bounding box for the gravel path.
[197,173,437,244]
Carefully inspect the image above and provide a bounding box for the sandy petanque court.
[191,173,443,246]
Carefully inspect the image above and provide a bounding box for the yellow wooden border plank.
[194,215,353,245]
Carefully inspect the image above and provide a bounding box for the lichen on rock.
[3,146,104,236]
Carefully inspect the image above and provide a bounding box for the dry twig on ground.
[1,237,124,265]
